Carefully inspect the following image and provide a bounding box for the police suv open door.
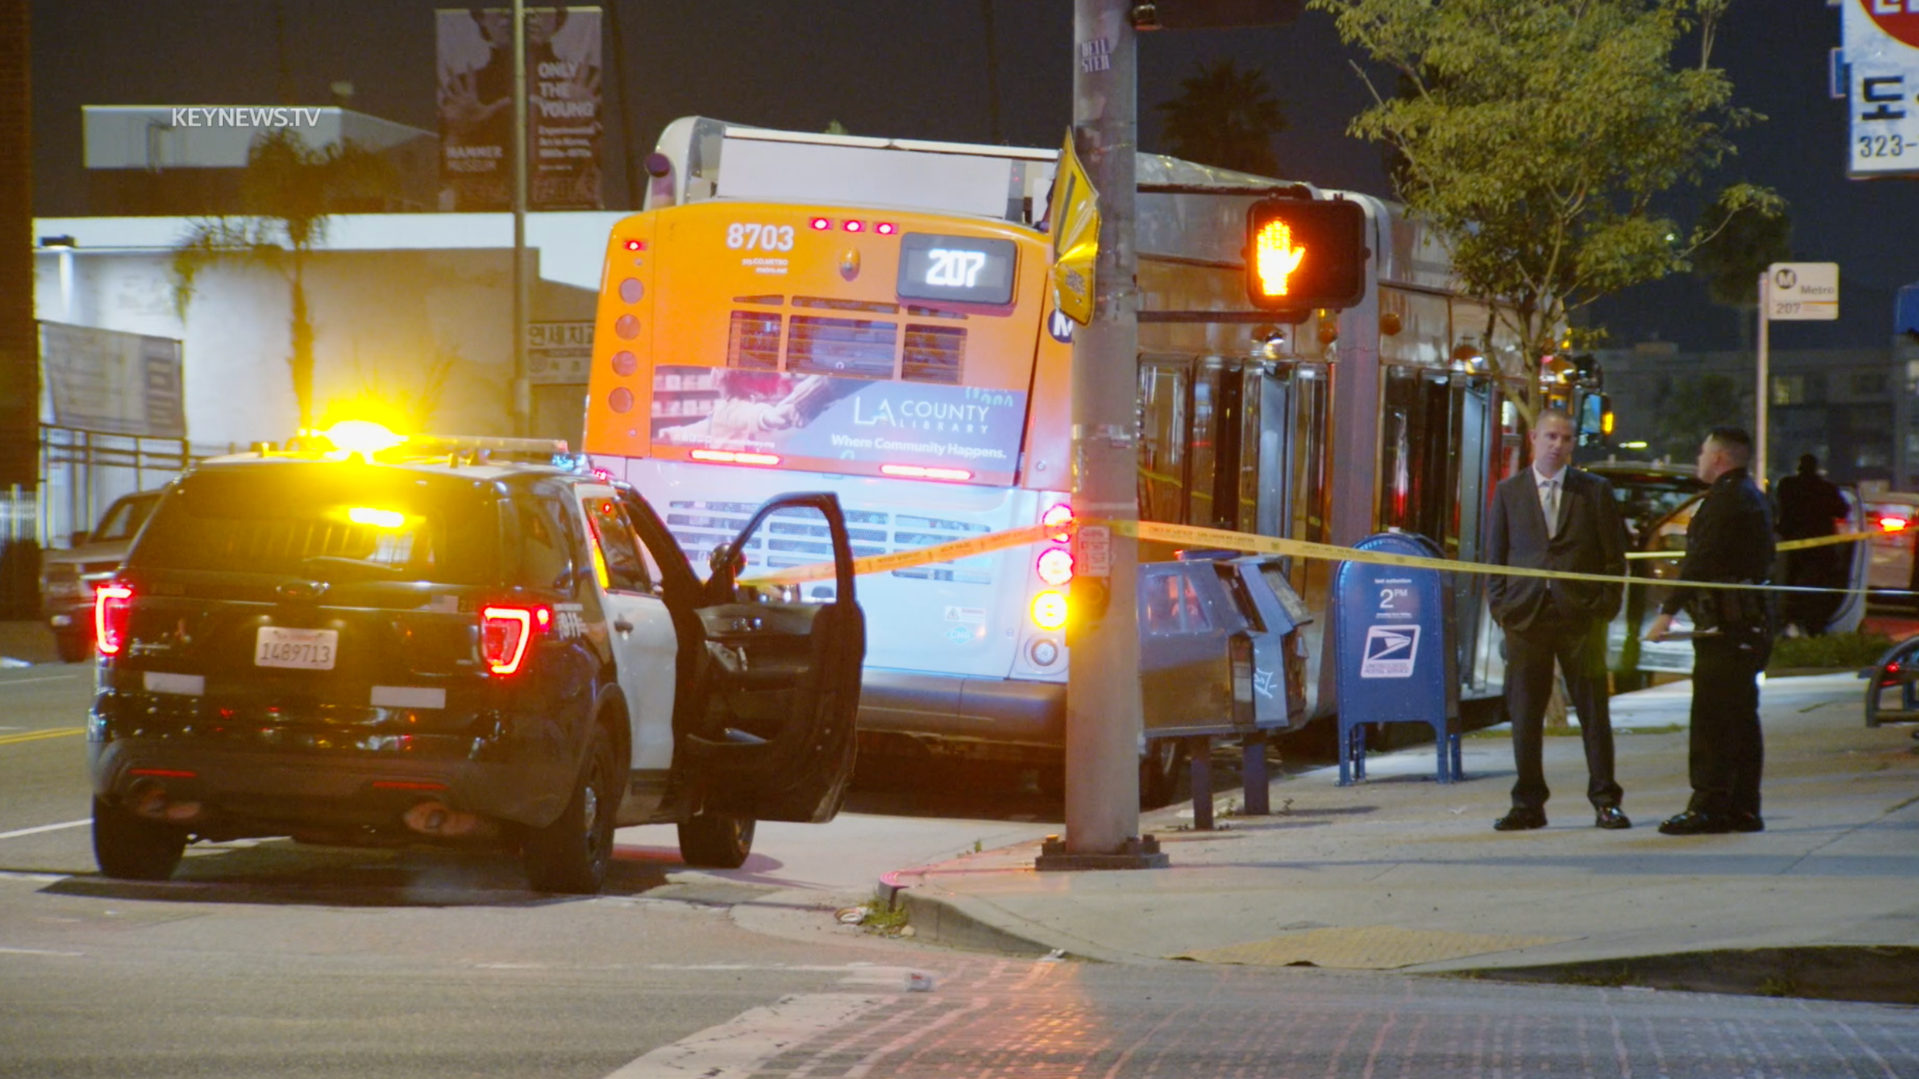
[683,493,864,824]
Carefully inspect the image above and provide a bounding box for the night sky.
[28,0,1919,352]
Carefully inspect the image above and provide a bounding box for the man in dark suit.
[1483,409,1631,831]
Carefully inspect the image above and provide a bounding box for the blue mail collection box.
[1332,531,1461,785]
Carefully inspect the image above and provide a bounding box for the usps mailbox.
[1332,531,1461,785]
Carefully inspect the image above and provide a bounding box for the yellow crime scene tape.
[1626,530,1877,560]
[743,516,1883,596]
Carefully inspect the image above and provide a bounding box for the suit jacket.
[1484,466,1628,633]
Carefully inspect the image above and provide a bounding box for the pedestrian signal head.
[1243,197,1368,314]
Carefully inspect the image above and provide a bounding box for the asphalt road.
[6,665,1919,1078]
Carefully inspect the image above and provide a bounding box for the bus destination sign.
[896,233,1018,306]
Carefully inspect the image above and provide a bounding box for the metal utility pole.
[0,0,38,619]
[1047,0,1154,867]
[510,0,531,437]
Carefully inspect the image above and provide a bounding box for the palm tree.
[1155,59,1288,176]
[171,129,396,430]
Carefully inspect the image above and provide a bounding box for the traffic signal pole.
[1043,0,1158,868]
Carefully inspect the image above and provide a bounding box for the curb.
[877,872,1138,963]
[1450,946,1919,1006]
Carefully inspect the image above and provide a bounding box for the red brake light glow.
[95,583,133,656]
[1041,503,1075,542]
[810,217,833,231]
[623,239,645,251]
[480,605,546,676]
[842,219,865,232]
[1880,516,1909,534]
[875,222,897,236]
[880,464,972,481]
[690,449,782,467]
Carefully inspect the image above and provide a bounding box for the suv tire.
[92,796,186,880]
[522,725,619,894]
[678,812,755,868]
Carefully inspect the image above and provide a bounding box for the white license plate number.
[254,627,339,670]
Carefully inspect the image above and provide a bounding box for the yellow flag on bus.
[1048,132,1099,325]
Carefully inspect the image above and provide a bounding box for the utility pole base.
[1035,834,1169,871]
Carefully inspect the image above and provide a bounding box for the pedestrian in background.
[1774,453,1849,636]
[1647,426,1775,835]
[1483,409,1632,832]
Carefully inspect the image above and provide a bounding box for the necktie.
[1542,479,1560,538]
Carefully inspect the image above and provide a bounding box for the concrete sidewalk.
[884,673,1919,1003]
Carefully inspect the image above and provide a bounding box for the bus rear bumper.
[857,670,1065,751]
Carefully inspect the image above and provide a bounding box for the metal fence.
[37,425,236,550]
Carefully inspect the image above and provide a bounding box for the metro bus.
[582,117,1586,791]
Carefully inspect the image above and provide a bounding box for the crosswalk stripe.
[603,994,885,1079]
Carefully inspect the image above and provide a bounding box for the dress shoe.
[1728,812,1765,833]
[1657,810,1732,836]
[1493,808,1547,831]
[1594,806,1632,830]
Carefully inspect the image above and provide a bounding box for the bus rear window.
[727,311,781,369]
[903,324,964,384]
[787,316,897,379]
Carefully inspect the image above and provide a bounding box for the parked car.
[1585,459,1708,547]
[40,489,165,663]
[86,426,864,892]
[1864,491,1919,603]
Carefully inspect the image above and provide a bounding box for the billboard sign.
[1843,0,1919,177]
[526,320,593,384]
[40,322,186,438]
[649,366,1026,486]
[436,7,603,210]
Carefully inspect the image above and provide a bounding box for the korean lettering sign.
[1844,0,1919,176]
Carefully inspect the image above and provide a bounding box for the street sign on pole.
[1842,0,1919,178]
[1765,262,1840,321]
[1756,261,1841,486]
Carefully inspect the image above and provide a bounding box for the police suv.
[87,425,864,893]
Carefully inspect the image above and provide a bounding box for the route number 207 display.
[725,223,795,251]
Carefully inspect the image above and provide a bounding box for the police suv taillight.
[95,583,134,656]
[481,604,550,676]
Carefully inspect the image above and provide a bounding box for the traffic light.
[1243,196,1367,313]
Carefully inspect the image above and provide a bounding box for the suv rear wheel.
[678,812,755,868]
[92,796,186,880]
[522,725,619,894]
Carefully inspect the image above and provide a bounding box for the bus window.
[1188,361,1221,528]
[786,316,897,379]
[727,311,782,370]
[903,325,965,384]
[1139,362,1188,525]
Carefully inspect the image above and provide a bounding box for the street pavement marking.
[0,946,84,957]
[0,727,85,748]
[0,819,90,842]
[0,673,87,686]
[0,871,72,884]
[604,993,887,1079]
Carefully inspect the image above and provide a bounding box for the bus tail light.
[1040,503,1074,542]
[95,583,133,656]
[1881,516,1909,534]
[809,217,832,231]
[481,605,550,676]
[875,222,897,236]
[690,449,782,467]
[1030,591,1069,631]
[1036,547,1074,586]
[880,464,971,481]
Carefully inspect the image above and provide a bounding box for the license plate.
[254,627,339,670]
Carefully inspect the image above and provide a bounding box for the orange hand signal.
[1254,220,1305,297]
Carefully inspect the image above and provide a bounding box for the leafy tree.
[1155,59,1288,176]
[1310,0,1782,420]
[1692,188,1791,310]
[171,129,396,429]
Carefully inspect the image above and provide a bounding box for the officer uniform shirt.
[1659,466,1775,624]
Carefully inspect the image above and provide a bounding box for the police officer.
[1646,426,1775,835]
